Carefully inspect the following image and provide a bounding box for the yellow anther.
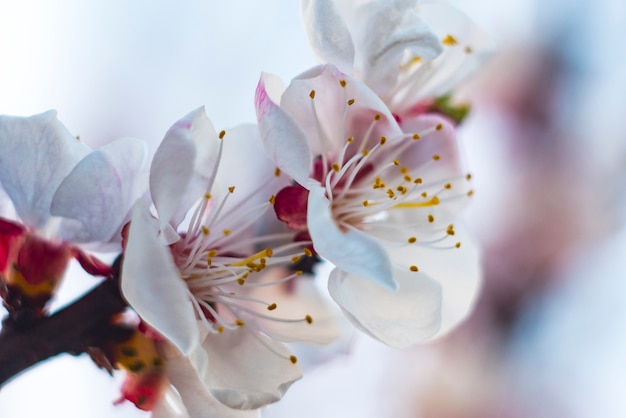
[427,214,435,223]
[207,249,218,258]
[309,90,316,99]
[295,270,303,276]
[446,224,455,236]
[339,79,347,88]
[373,177,386,189]
[408,237,417,244]
[269,195,276,204]
[228,186,235,193]
[436,123,443,131]
[305,315,313,324]
[387,189,395,198]
[223,229,231,236]
[236,319,245,326]
[400,167,409,174]
[291,255,301,264]
[379,136,387,145]
[237,278,245,285]
[374,114,381,121]
[442,34,458,46]
[444,183,452,189]
[303,248,313,257]
[201,226,210,236]
[290,355,298,364]
[347,137,354,143]
[464,46,473,54]
[466,173,472,181]
[264,303,277,311]
[455,242,462,248]
[404,175,412,182]
[414,177,423,184]
[217,326,224,333]
[362,149,369,156]
[412,133,421,140]
[204,193,212,200]
[219,130,226,139]
[410,265,419,272]
[393,195,440,209]
[393,159,401,166]
[275,167,281,177]
[362,200,369,207]
[467,189,474,197]
[421,191,428,198]
[332,163,341,172]
[231,248,273,266]
[397,185,407,194]
[432,155,441,161]
[347,98,355,106]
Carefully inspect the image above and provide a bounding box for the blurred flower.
[301,0,492,119]
[256,64,480,347]
[121,108,340,410]
[0,110,145,311]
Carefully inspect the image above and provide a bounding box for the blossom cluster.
[0,1,487,416]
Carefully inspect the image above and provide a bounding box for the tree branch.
[0,260,127,387]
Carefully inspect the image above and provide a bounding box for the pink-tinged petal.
[301,0,355,74]
[159,353,259,418]
[387,226,482,337]
[51,137,147,243]
[352,0,442,95]
[274,185,309,231]
[307,183,396,290]
[255,75,313,186]
[400,114,463,177]
[0,110,90,228]
[203,327,302,410]
[281,65,402,156]
[121,202,199,355]
[328,267,442,348]
[71,247,113,277]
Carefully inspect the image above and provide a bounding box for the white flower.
[256,64,480,347]
[121,107,340,410]
[301,0,492,117]
[0,110,146,308]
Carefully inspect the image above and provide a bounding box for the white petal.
[121,202,199,355]
[150,107,220,228]
[255,74,313,186]
[387,225,482,337]
[328,266,442,348]
[160,354,259,418]
[203,328,302,410]
[51,137,147,243]
[393,3,494,107]
[301,0,355,74]
[0,110,90,228]
[353,1,442,95]
[307,183,396,290]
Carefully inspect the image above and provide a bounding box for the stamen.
[442,34,458,46]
